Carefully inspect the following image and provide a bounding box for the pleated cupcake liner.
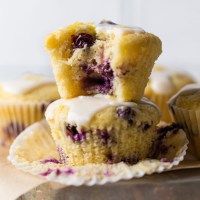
[9,120,188,186]
[50,126,158,166]
[169,105,200,158]
[0,100,50,146]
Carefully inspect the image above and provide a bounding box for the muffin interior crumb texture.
[45,20,162,101]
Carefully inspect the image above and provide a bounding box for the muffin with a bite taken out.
[45,20,162,101]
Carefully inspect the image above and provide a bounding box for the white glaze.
[150,72,174,95]
[0,75,55,95]
[96,21,144,35]
[45,95,159,128]
[149,69,195,95]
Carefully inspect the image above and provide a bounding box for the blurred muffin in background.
[168,84,200,159]
[145,66,196,122]
[0,74,60,146]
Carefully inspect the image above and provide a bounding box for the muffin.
[45,95,160,166]
[0,74,60,146]
[45,20,162,101]
[168,84,200,158]
[145,66,196,122]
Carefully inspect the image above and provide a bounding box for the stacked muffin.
[45,21,162,166]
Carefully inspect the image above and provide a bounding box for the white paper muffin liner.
[0,101,50,146]
[8,120,188,186]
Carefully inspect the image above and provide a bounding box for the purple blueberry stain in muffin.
[72,33,95,49]
[64,168,75,175]
[149,123,180,159]
[82,61,114,95]
[55,169,61,176]
[120,156,139,165]
[40,168,53,176]
[73,131,86,142]
[107,153,114,164]
[160,158,169,162]
[96,129,111,144]
[159,145,169,155]
[157,123,180,140]
[65,123,86,142]
[104,170,113,176]
[116,106,136,125]
[57,146,69,164]
[139,121,152,132]
[40,158,60,164]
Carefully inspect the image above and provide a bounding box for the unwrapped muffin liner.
[145,92,172,123]
[0,100,50,146]
[9,120,188,186]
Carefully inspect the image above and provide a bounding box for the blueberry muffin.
[168,84,200,158]
[45,20,162,101]
[0,74,60,146]
[145,66,196,122]
[45,95,160,166]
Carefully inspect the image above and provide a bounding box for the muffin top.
[145,66,196,96]
[45,95,160,130]
[168,84,200,110]
[0,74,60,101]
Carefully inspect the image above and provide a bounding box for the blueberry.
[72,33,95,49]
[65,123,86,142]
[66,124,79,136]
[97,129,110,144]
[55,169,61,176]
[157,123,180,140]
[81,61,114,95]
[116,106,136,124]
[73,131,86,142]
[139,122,152,132]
